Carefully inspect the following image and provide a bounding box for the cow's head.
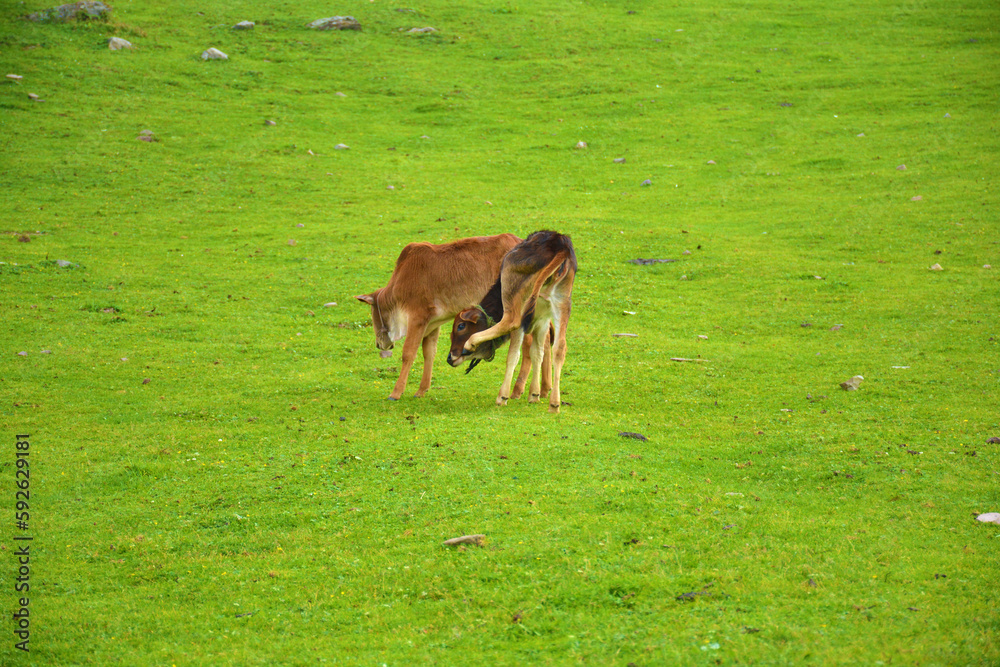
[354,289,394,358]
[447,307,494,370]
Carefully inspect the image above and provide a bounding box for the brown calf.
[460,230,577,413]
[355,233,521,400]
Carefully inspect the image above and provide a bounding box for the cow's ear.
[459,308,479,323]
[355,294,375,306]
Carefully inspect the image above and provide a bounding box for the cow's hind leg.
[548,307,570,414]
[414,325,440,398]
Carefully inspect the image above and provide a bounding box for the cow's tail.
[524,251,571,314]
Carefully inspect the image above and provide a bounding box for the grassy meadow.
[2,0,999,664]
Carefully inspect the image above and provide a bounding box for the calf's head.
[447,307,492,369]
[354,289,394,358]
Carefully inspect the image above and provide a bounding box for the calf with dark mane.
[447,274,551,401]
[454,230,576,413]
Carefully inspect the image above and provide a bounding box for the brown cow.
[355,233,521,400]
[459,230,576,413]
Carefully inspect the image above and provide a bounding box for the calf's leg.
[415,325,440,398]
[389,316,429,400]
[496,328,525,406]
[511,333,534,399]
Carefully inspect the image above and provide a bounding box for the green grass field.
[2,0,998,664]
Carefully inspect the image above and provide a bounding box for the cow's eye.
[457,323,466,331]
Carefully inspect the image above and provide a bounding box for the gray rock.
[309,16,361,31]
[233,21,255,30]
[640,179,652,186]
[407,26,437,34]
[201,47,228,60]
[613,157,626,163]
[108,37,133,50]
[28,1,111,22]
[55,259,77,268]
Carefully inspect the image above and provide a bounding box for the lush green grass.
[1,0,998,664]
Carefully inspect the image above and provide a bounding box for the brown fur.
[463,231,576,413]
[355,233,521,400]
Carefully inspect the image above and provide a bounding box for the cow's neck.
[479,275,505,321]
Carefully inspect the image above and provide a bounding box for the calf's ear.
[458,309,479,323]
[355,294,376,305]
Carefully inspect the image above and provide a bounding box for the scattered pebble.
[897,164,907,170]
[17,351,27,357]
[839,375,864,391]
[614,157,626,163]
[640,179,652,186]
[334,143,349,150]
[201,48,228,60]
[911,195,923,201]
[233,21,255,30]
[309,16,362,31]
[618,431,648,441]
[323,302,337,307]
[443,534,484,546]
[706,160,716,164]
[407,26,437,34]
[108,37,133,50]
[264,119,276,126]
[976,513,1000,525]
[929,263,943,271]
[6,74,23,80]
[575,141,588,149]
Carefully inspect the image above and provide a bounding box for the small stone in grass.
[233,21,254,30]
[618,431,648,441]
[839,375,864,391]
[201,48,228,60]
[443,534,484,547]
[142,378,151,384]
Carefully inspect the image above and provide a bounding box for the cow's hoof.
[496,396,509,406]
[548,403,560,414]
[387,396,399,401]
[528,393,540,404]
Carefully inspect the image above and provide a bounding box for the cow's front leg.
[389,317,429,400]
[510,333,533,399]
[414,325,440,398]
[526,327,547,403]
[496,328,525,406]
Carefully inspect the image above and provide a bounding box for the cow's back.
[386,233,520,315]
